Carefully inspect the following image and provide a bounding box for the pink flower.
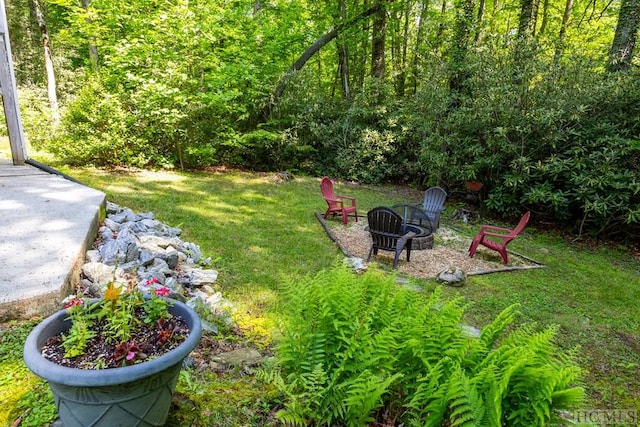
[145,277,160,286]
[64,297,85,309]
[126,351,136,361]
[155,286,171,297]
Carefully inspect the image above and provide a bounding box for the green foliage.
[0,321,38,363]
[14,0,636,239]
[10,381,57,427]
[262,264,585,426]
[285,59,639,240]
[143,289,172,324]
[220,129,312,172]
[46,78,153,167]
[0,322,57,427]
[284,79,418,184]
[61,315,96,358]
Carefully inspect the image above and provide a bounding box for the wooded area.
[3,0,639,240]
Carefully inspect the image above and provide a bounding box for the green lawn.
[1,167,639,426]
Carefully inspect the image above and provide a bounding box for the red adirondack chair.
[468,211,531,264]
[320,177,358,225]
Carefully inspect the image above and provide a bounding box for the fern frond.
[479,303,520,349]
[342,370,401,427]
[405,358,450,426]
[446,365,485,427]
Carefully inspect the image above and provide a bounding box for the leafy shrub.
[12,87,57,151]
[45,79,154,167]
[285,80,417,184]
[260,264,584,426]
[212,128,315,173]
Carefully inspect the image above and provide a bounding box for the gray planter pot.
[24,299,202,427]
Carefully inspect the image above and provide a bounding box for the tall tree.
[554,0,575,63]
[449,0,476,103]
[537,0,550,36]
[262,2,383,118]
[434,0,449,51]
[607,0,640,71]
[6,0,41,84]
[29,0,59,123]
[410,0,429,94]
[392,0,411,95]
[517,0,539,38]
[513,0,540,80]
[474,0,486,41]
[334,0,351,100]
[371,0,387,79]
[79,0,99,72]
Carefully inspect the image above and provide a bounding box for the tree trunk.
[29,0,59,124]
[554,0,574,63]
[336,0,351,100]
[79,0,99,72]
[607,0,640,72]
[434,0,449,51]
[262,3,384,119]
[410,0,429,94]
[513,0,539,80]
[394,0,410,96]
[517,0,539,38]
[538,0,550,36]
[449,0,475,105]
[371,0,387,79]
[253,0,262,14]
[474,0,485,41]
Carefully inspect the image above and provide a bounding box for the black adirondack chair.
[366,207,417,269]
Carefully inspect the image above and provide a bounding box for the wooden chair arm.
[479,225,511,234]
[337,195,356,205]
[326,198,344,207]
[480,231,512,239]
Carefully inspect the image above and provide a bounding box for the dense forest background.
[4,0,640,240]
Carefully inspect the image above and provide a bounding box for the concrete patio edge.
[0,160,106,320]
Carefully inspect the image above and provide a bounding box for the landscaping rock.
[345,256,368,274]
[79,203,222,306]
[82,262,118,288]
[99,227,139,265]
[436,267,466,287]
[212,348,264,368]
[85,249,102,263]
[182,266,219,288]
[103,217,120,232]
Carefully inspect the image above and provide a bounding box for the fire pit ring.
[404,224,434,250]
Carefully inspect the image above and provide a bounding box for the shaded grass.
[1,166,639,424]
[450,221,640,408]
[0,321,57,427]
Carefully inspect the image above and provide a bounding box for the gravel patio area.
[319,214,542,279]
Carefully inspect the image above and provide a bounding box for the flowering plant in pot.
[23,279,202,427]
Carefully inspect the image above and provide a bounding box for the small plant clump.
[41,281,189,369]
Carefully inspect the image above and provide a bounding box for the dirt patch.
[320,215,542,279]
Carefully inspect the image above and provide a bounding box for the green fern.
[406,358,450,426]
[447,365,485,427]
[263,263,585,426]
[343,370,402,427]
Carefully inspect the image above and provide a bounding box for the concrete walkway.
[0,159,105,320]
